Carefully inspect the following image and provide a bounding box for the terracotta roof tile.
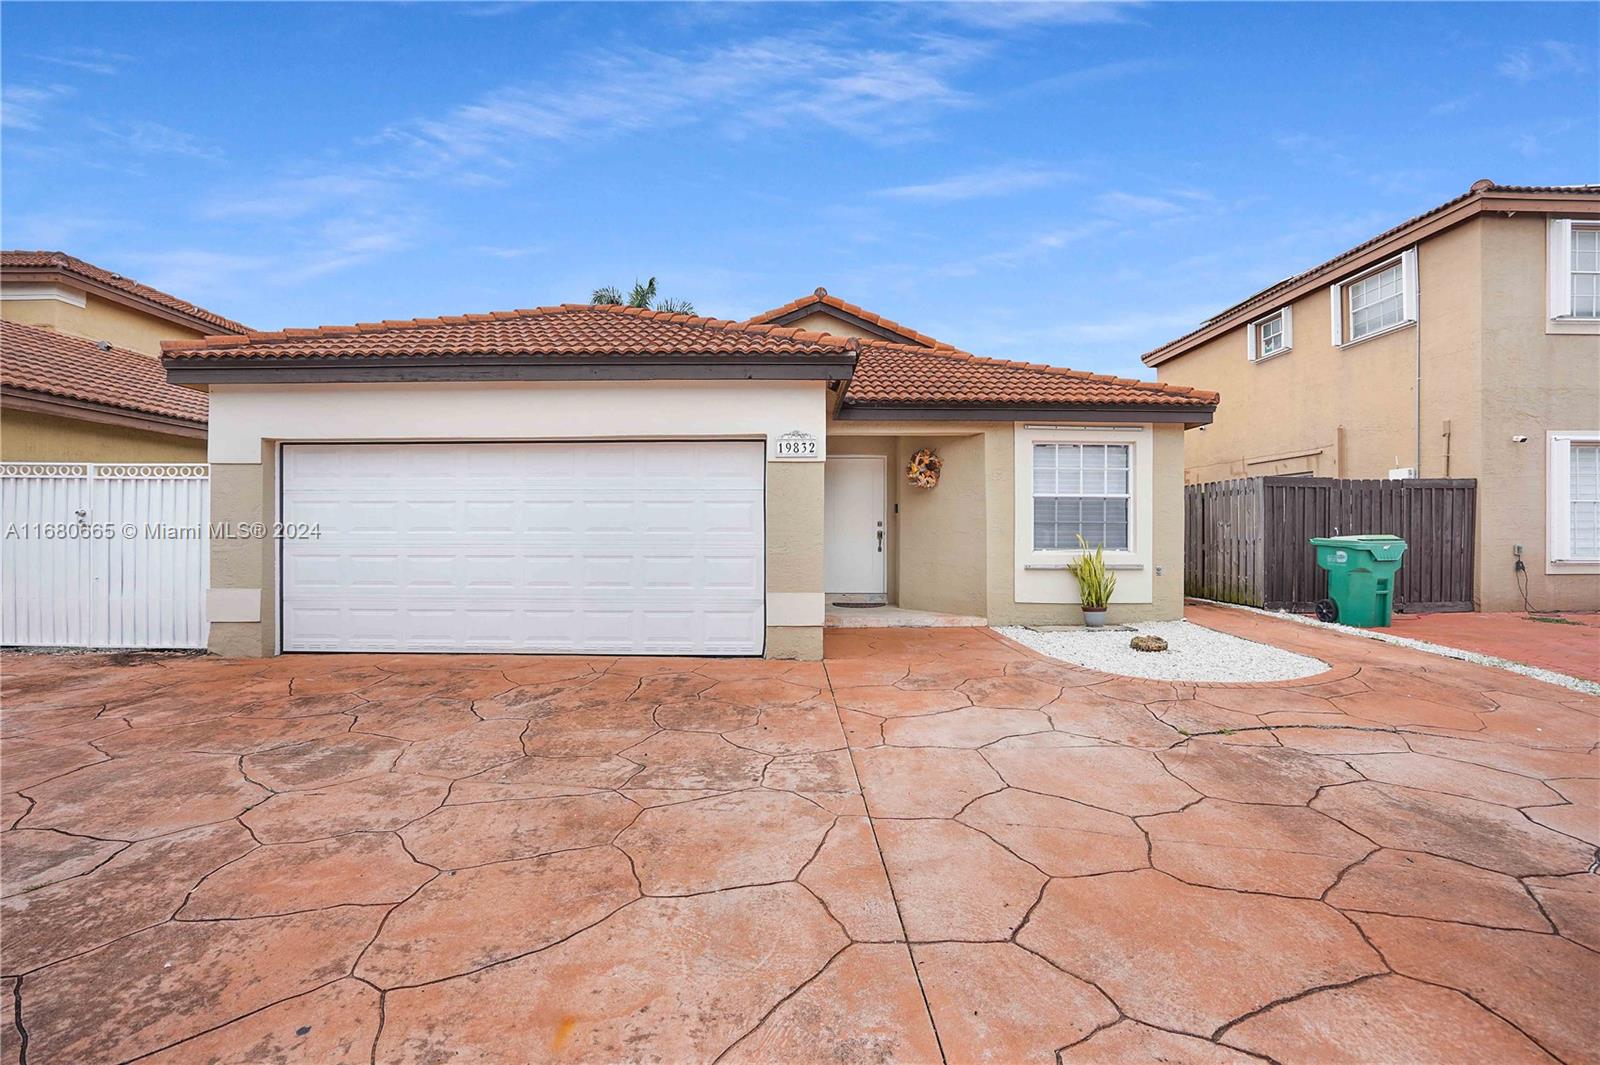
[2,320,208,424]
[1142,181,1600,364]
[847,340,1218,410]
[1,251,251,335]
[745,287,957,350]
[160,304,859,361]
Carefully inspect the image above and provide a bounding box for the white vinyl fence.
[1,463,209,649]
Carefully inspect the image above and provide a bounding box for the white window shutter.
[1281,306,1294,350]
[1401,247,1419,322]
[1549,219,1574,319]
[1245,320,1257,361]
[1329,281,1344,346]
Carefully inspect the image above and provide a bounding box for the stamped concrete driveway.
[2,610,1597,1064]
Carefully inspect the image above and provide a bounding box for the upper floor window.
[1330,249,1417,346]
[1033,443,1130,551]
[1548,219,1600,320]
[1247,308,1292,362]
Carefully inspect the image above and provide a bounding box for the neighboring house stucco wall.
[1,291,209,358]
[1156,212,1599,612]
[0,409,206,462]
[1477,213,1600,611]
[202,380,832,659]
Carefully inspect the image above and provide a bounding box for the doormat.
[831,601,886,609]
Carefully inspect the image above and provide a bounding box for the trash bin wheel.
[1315,598,1339,623]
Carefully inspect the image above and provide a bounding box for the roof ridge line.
[162,303,861,354]
[744,287,958,350]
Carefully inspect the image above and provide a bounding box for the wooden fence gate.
[1185,476,1477,613]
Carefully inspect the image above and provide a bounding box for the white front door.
[279,440,765,655]
[824,456,886,596]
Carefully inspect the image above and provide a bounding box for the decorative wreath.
[906,448,942,489]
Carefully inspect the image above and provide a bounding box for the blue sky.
[3,2,1596,376]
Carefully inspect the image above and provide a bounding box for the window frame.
[1030,441,1133,552]
[1547,431,1600,572]
[1548,218,1600,321]
[1330,248,1418,347]
[1246,307,1293,362]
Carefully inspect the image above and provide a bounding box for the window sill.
[1338,319,1415,350]
[1546,317,1600,336]
[1026,561,1144,572]
[1249,348,1291,365]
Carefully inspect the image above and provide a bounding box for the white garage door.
[279,441,765,655]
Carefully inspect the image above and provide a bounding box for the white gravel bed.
[995,620,1328,682]
[1203,601,1600,696]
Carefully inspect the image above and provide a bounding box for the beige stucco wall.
[896,433,988,617]
[1156,212,1599,611]
[207,447,277,657]
[825,419,1188,625]
[2,291,209,357]
[782,311,881,342]
[0,409,206,462]
[765,460,824,659]
[1476,213,1600,611]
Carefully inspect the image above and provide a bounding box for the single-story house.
[162,293,1217,659]
[2,320,209,461]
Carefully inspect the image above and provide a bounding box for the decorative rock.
[1130,635,1168,652]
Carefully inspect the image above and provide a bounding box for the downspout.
[1413,243,1423,475]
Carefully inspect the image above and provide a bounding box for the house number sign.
[773,430,820,459]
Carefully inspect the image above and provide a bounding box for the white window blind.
[1572,227,1600,319]
[1033,443,1130,551]
[1572,443,1600,560]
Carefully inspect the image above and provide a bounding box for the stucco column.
[764,460,825,660]
[206,445,275,656]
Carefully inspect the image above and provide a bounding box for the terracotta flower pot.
[1082,608,1107,628]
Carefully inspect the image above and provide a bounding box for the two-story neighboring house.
[1144,181,1600,613]
[0,251,250,461]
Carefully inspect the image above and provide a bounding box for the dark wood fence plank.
[1185,477,1477,613]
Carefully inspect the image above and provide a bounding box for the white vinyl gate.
[1,463,209,649]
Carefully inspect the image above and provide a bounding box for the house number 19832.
[773,431,819,459]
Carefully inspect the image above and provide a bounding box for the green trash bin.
[1308,534,1408,628]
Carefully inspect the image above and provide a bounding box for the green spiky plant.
[1065,533,1117,612]
[589,277,694,316]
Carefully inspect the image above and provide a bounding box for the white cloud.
[200,173,391,221]
[1094,190,1192,217]
[2,83,74,130]
[934,2,1139,30]
[880,164,1075,202]
[384,33,985,169]
[1497,40,1589,82]
[30,47,130,76]
[89,120,222,160]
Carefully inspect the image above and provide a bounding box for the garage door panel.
[281,442,765,654]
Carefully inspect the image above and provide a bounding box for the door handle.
[876,528,884,552]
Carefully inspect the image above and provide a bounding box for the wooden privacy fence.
[1185,476,1477,613]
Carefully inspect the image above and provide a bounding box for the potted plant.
[1065,534,1117,627]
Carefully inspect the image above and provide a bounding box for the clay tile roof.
[846,339,1218,410]
[160,303,861,361]
[1,319,208,424]
[745,287,958,350]
[1141,181,1600,365]
[1,251,251,335]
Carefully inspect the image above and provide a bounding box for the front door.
[824,455,886,597]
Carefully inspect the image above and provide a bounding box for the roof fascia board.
[164,354,858,385]
[836,404,1214,426]
[1142,190,1600,367]
[0,387,208,437]
[767,303,921,346]
[0,267,247,336]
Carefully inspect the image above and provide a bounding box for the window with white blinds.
[1033,443,1130,550]
[1571,227,1600,319]
[1571,443,1600,560]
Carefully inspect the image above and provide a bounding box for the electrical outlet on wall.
[1513,544,1523,557]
